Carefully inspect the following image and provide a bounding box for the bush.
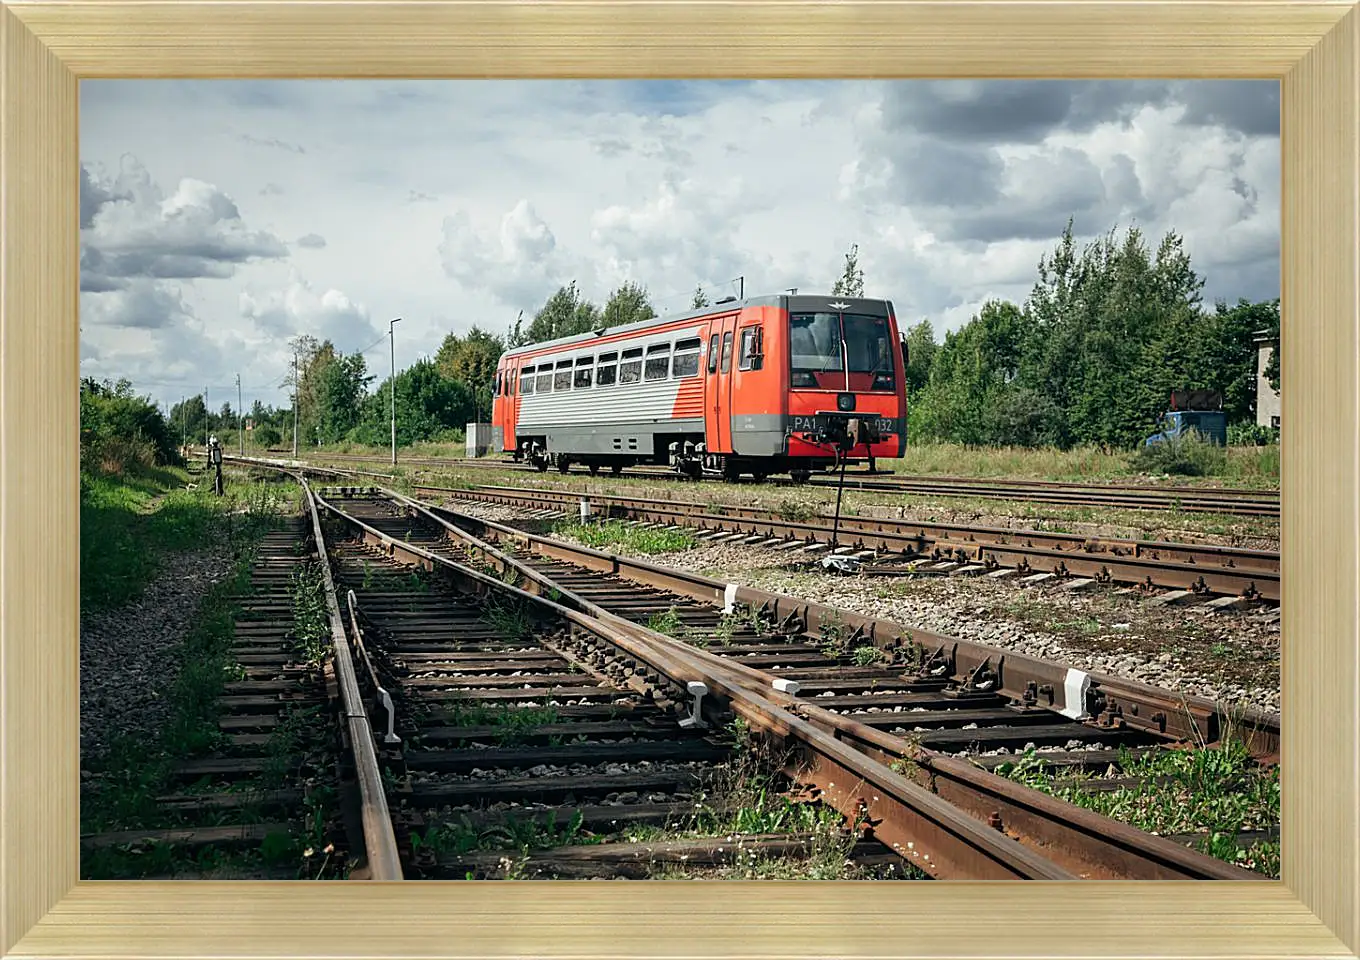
[1130,431,1227,477]
[253,424,282,449]
[81,434,158,476]
[80,378,179,467]
[1227,422,1279,447]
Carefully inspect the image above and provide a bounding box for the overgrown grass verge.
[553,519,696,555]
[888,440,1278,487]
[80,475,310,879]
[81,465,296,614]
[993,738,1280,877]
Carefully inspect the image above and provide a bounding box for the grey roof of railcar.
[499,294,895,361]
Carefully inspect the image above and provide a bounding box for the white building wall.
[1256,342,1282,429]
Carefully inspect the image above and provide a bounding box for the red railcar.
[490,294,907,482]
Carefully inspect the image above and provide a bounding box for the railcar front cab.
[783,295,907,480]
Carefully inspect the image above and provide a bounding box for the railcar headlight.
[837,393,855,412]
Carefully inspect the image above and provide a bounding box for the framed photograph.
[3,2,1356,958]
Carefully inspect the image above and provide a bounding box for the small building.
[1253,331,1281,430]
[465,422,494,458]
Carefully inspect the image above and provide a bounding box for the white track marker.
[1059,669,1091,720]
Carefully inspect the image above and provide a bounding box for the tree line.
[898,222,1280,449]
[82,218,1282,469]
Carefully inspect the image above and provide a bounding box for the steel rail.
[242,449,1281,517]
[411,493,1281,760]
[329,484,1268,880]
[435,483,1282,601]
[298,476,404,880]
[306,487,1080,881]
[231,459,1279,755]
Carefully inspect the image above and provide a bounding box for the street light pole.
[292,352,299,457]
[389,317,402,466]
[236,373,243,457]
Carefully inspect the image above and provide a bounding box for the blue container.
[1144,410,1228,447]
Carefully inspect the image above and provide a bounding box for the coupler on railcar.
[520,439,550,473]
[668,440,706,480]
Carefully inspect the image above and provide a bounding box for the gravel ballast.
[446,500,1281,718]
[80,546,239,764]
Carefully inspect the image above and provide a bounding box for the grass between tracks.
[994,734,1280,878]
[552,518,696,555]
[80,472,343,880]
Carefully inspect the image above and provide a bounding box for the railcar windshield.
[789,311,896,391]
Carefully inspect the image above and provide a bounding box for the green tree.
[436,325,505,421]
[831,243,865,298]
[314,351,372,443]
[81,378,179,468]
[353,359,476,445]
[168,394,209,446]
[252,423,282,448]
[601,281,656,331]
[902,319,938,394]
[691,285,709,309]
[523,282,602,345]
[1019,221,1211,447]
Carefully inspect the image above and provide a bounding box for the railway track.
[135,457,1274,880]
[80,501,401,880]
[222,458,1282,604]
[277,464,1278,880]
[430,483,1280,604]
[327,497,911,879]
[256,449,1280,518]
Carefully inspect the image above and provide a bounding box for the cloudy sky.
[78,80,1280,413]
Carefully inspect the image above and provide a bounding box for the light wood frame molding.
[2,2,1356,957]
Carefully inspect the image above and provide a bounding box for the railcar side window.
[596,351,618,387]
[554,360,574,392]
[644,344,671,381]
[738,327,764,371]
[535,365,554,393]
[672,338,701,378]
[720,332,733,373]
[520,367,535,395]
[707,334,720,374]
[574,356,594,389]
[619,348,643,384]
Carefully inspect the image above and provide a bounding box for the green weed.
[553,519,695,555]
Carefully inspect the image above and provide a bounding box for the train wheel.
[790,469,811,484]
[611,464,623,476]
[752,470,769,483]
[557,457,571,474]
[588,463,600,476]
[535,458,548,473]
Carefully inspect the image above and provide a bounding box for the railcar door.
[704,315,738,453]
[505,358,519,452]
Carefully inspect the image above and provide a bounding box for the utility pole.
[292,352,299,457]
[204,386,209,445]
[180,394,186,454]
[389,317,402,466]
[236,374,243,457]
